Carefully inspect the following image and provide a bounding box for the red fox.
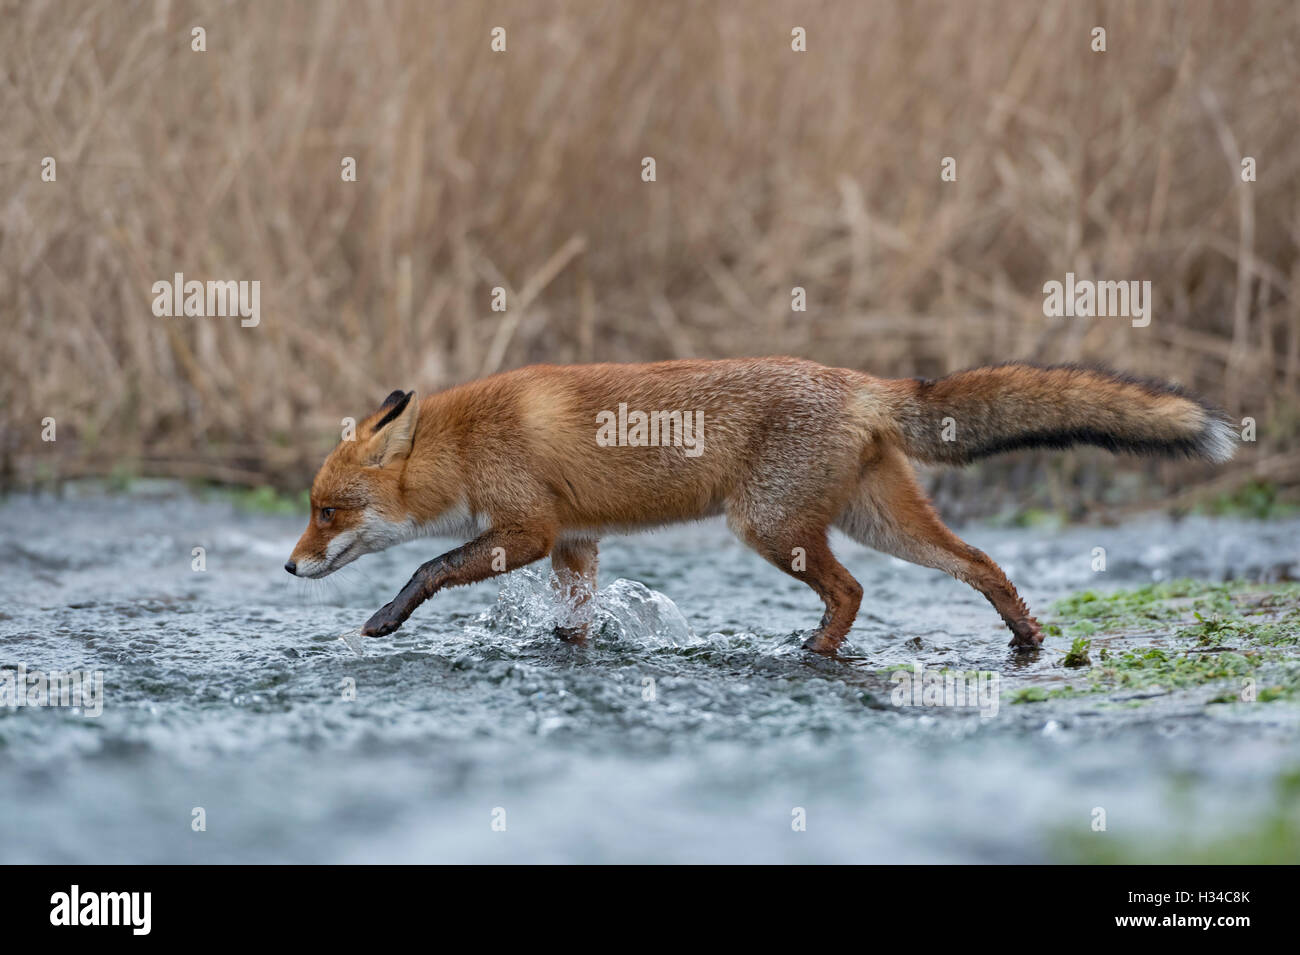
[285,358,1234,654]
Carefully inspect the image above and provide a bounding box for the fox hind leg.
[837,447,1043,649]
[730,517,863,655]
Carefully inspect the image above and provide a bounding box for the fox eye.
[318,507,336,522]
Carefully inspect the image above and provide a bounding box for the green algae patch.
[1062,636,1092,668]
[1052,580,1239,636]
[1100,646,1256,690]
[1011,687,1050,704]
[1046,580,1300,700]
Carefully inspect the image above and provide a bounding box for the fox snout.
[285,537,358,578]
[287,523,366,578]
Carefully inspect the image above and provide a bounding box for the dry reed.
[2,0,1296,510]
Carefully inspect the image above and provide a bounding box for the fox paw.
[554,625,589,646]
[361,605,405,637]
[1006,617,1043,650]
[802,630,843,655]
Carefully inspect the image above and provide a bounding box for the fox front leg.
[361,526,555,637]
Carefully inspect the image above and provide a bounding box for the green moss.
[1010,684,1083,704]
[1052,580,1300,639]
[1050,580,1246,638]
[1011,687,1048,704]
[1097,647,1257,690]
[1046,580,1300,698]
[1062,637,1091,668]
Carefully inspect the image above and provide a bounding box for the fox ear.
[366,390,418,467]
[376,390,408,415]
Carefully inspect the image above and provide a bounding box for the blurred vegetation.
[1197,478,1300,519]
[218,485,311,516]
[1050,769,1300,863]
[2,1,1297,516]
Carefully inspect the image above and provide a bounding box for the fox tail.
[887,363,1235,466]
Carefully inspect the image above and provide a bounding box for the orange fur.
[287,358,1233,653]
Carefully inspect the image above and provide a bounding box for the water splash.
[592,578,696,648]
[473,569,696,648]
[336,628,365,656]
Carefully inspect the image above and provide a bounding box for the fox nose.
[284,560,298,575]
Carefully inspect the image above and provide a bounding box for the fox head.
[285,389,431,579]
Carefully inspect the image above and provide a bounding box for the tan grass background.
[3,0,1297,513]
